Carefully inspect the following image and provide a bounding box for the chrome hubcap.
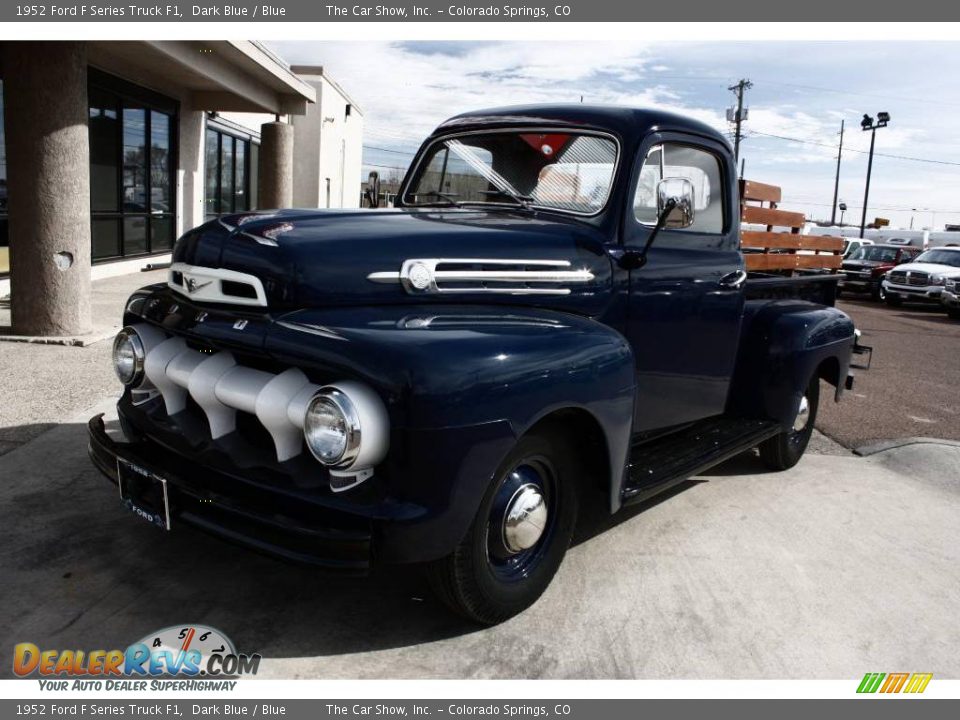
[793,395,810,432]
[502,483,548,554]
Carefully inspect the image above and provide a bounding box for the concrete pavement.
[1,396,957,679]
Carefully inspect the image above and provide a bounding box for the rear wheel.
[759,375,820,471]
[427,427,579,625]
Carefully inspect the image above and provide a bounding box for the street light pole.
[858,112,890,239]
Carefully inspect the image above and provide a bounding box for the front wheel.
[758,375,820,471]
[872,283,886,302]
[427,427,579,625]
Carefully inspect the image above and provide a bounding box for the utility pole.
[830,119,844,226]
[728,79,752,161]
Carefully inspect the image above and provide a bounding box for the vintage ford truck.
[89,105,862,624]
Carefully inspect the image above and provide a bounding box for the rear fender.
[727,299,855,429]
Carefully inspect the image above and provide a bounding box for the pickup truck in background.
[882,246,960,307]
[839,244,923,301]
[88,105,866,624]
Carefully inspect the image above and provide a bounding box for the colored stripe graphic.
[881,673,909,693]
[904,673,933,694]
[857,672,932,694]
[857,673,886,693]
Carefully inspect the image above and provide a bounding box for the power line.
[749,130,960,167]
[363,144,416,155]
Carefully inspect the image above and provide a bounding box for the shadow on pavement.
[1,417,709,673]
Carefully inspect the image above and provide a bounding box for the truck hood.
[890,262,960,277]
[172,208,613,315]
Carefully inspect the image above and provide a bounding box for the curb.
[854,437,960,457]
[0,327,117,347]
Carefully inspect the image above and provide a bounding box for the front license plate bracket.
[117,459,171,531]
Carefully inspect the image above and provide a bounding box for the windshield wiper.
[419,190,461,206]
[475,188,535,209]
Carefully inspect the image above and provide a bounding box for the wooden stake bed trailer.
[740,179,844,273]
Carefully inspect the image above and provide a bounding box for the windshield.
[914,249,960,267]
[404,130,618,215]
[852,246,901,263]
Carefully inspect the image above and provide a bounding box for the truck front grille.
[137,326,325,463]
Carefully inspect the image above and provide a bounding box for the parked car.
[88,105,865,624]
[838,244,922,301]
[882,246,960,306]
[842,238,873,259]
[941,277,960,320]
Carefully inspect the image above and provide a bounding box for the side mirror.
[366,171,381,209]
[657,177,695,229]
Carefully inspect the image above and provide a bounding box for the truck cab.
[89,105,860,624]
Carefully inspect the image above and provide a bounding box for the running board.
[621,417,781,506]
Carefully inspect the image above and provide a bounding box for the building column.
[2,42,92,336]
[259,120,294,209]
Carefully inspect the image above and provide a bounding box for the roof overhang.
[87,41,315,115]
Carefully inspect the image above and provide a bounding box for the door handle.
[718,270,748,288]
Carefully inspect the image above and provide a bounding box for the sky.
[270,41,960,231]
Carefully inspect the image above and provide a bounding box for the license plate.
[117,459,171,531]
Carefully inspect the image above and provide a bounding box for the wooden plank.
[741,179,782,204]
[741,205,806,229]
[741,231,844,252]
[745,253,843,271]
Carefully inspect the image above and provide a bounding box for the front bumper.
[882,281,944,301]
[942,288,960,308]
[87,413,373,572]
[839,272,879,293]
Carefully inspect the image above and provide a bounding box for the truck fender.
[727,299,855,429]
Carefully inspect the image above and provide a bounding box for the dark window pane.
[205,128,219,217]
[150,215,174,252]
[0,218,8,275]
[220,135,235,213]
[124,216,148,255]
[249,143,259,210]
[122,106,147,213]
[89,88,119,212]
[234,140,247,211]
[150,111,171,213]
[92,218,120,260]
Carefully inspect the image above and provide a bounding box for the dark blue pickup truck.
[89,105,863,624]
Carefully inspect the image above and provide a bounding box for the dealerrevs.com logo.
[13,625,260,691]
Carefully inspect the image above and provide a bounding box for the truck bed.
[744,272,839,306]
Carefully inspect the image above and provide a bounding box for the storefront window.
[204,121,258,220]
[89,70,177,262]
[0,79,8,276]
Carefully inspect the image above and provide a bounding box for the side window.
[633,143,725,234]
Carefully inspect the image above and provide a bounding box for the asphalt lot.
[819,296,960,448]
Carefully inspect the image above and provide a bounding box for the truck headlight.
[302,381,389,473]
[113,327,146,386]
[304,389,359,466]
[931,275,946,286]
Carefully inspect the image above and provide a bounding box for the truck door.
[624,136,745,433]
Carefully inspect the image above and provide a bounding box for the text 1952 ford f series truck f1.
[89,105,864,624]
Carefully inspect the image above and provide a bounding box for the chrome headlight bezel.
[113,327,146,387]
[303,389,362,468]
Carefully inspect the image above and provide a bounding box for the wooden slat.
[741,205,806,229]
[741,179,782,204]
[744,253,843,271]
[741,231,844,252]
